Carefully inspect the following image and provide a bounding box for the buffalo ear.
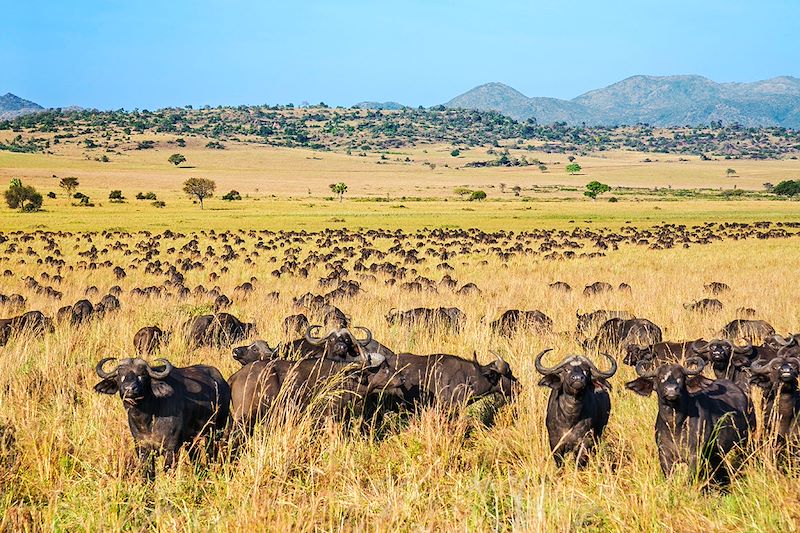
[749,373,772,388]
[537,374,561,389]
[94,379,118,395]
[593,379,612,392]
[150,380,175,398]
[625,378,653,396]
[686,375,715,394]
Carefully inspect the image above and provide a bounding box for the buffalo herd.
[2,223,800,487]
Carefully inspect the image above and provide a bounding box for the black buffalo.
[626,357,753,486]
[718,319,775,343]
[94,357,230,480]
[491,310,552,337]
[584,318,662,352]
[0,311,53,346]
[388,351,518,410]
[624,340,700,367]
[684,299,723,313]
[535,349,617,467]
[186,313,255,348]
[229,351,400,429]
[691,339,756,392]
[133,326,171,355]
[576,309,634,337]
[749,350,800,450]
[386,307,466,333]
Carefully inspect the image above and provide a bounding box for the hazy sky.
[3,0,798,109]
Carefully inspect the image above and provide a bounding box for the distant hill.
[352,101,407,110]
[0,93,44,119]
[444,76,800,127]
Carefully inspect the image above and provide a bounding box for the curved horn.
[353,326,373,346]
[95,357,118,379]
[691,339,712,354]
[489,350,511,374]
[635,359,657,378]
[305,325,326,346]
[732,339,753,354]
[535,348,570,376]
[585,352,617,379]
[147,358,173,379]
[750,358,772,375]
[777,345,799,358]
[683,356,705,376]
[770,334,795,347]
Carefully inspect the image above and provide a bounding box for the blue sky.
[2,0,798,109]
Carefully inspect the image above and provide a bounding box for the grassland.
[3,135,800,531]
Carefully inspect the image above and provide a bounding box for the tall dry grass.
[1,230,800,531]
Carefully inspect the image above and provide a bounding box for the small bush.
[222,190,242,201]
[47,191,56,199]
[773,180,800,197]
[108,190,125,203]
[469,190,487,201]
[152,201,166,208]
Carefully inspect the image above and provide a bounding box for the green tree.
[566,163,582,175]
[168,153,187,166]
[726,168,737,177]
[329,182,348,202]
[773,180,800,197]
[183,177,216,209]
[109,190,125,202]
[538,164,548,172]
[222,190,242,201]
[511,185,522,197]
[450,149,460,157]
[59,176,79,196]
[584,180,611,200]
[5,179,43,212]
[469,190,487,201]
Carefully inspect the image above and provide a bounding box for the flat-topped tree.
[183,178,216,209]
[59,177,79,196]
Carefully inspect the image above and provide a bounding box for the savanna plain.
[2,117,800,532]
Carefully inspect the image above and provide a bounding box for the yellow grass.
[2,142,800,531]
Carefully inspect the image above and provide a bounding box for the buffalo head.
[535,349,616,394]
[625,357,707,402]
[305,325,372,360]
[233,340,279,365]
[94,357,174,404]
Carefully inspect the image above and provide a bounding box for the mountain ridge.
[445,75,800,127]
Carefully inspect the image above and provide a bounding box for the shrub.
[222,190,242,201]
[773,180,800,197]
[450,149,460,157]
[469,190,487,201]
[109,190,125,202]
[152,201,166,208]
[5,179,43,212]
[47,191,56,199]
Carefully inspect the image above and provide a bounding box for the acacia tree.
[183,177,216,209]
[168,153,187,166]
[5,179,43,212]
[566,163,582,175]
[59,177,79,196]
[584,180,611,200]
[329,182,348,202]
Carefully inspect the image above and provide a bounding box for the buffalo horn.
[635,359,658,378]
[353,326,373,346]
[683,356,705,376]
[305,325,326,346]
[95,357,118,379]
[147,358,173,379]
[691,339,712,354]
[535,348,571,376]
[585,352,617,379]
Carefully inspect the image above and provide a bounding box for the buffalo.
[186,313,255,348]
[94,357,230,480]
[133,326,171,355]
[626,357,753,486]
[490,310,552,337]
[387,351,518,411]
[749,351,800,450]
[718,319,775,343]
[0,311,53,346]
[535,349,617,467]
[624,340,699,367]
[583,282,614,296]
[684,299,723,313]
[584,318,662,352]
[228,351,400,430]
[386,307,465,333]
[283,313,310,336]
[576,310,635,337]
[233,340,278,366]
[691,339,756,392]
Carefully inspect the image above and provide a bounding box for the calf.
[535,349,617,467]
[626,357,753,486]
[94,357,230,480]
